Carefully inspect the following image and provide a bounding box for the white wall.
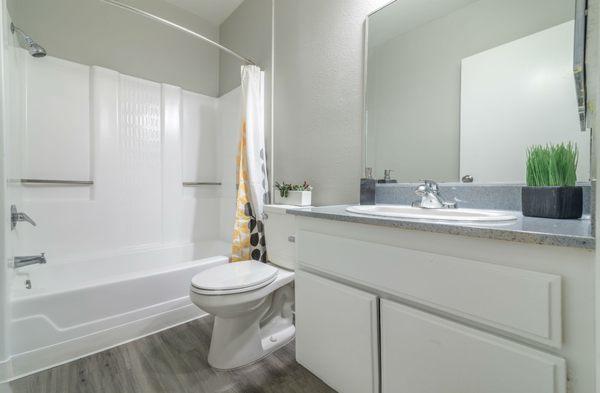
[7,0,221,96]
[274,0,390,205]
[9,53,235,264]
[0,0,11,374]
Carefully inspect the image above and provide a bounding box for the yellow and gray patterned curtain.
[231,65,268,262]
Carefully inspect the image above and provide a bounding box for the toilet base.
[208,323,295,371]
[206,284,295,370]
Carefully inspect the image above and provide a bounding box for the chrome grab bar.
[183,182,222,186]
[19,178,93,185]
[16,179,220,186]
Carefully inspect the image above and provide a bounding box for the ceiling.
[164,0,244,25]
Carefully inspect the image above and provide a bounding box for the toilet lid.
[191,260,278,292]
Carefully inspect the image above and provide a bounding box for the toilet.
[190,204,299,370]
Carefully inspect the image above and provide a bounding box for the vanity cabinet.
[293,217,595,393]
[297,229,563,348]
[295,271,379,393]
[380,300,566,393]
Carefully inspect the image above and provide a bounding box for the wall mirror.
[364,0,590,184]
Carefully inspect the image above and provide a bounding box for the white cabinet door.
[295,270,379,393]
[381,300,566,393]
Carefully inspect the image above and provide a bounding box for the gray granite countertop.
[286,205,595,250]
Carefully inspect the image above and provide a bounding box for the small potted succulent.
[522,142,582,219]
[274,181,313,206]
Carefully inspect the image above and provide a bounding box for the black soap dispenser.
[360,167,376,205]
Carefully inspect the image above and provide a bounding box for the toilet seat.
[191,260,278,295]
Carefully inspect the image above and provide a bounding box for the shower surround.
[1,51,242,381]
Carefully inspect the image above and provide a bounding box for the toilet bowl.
[189,204,301,370]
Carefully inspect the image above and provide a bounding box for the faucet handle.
[19,212,36,226]
[11,205,36,230]
[414,184,428,197]
[461,174,474,183]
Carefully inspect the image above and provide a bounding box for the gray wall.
[7,0,221,96]
[366,0,573,183]
[219,0,272,96]
[273,0,389,205]
[219,0,273,192]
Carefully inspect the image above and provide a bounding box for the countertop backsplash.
[373,182,592,215]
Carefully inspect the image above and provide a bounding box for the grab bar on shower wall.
[19,178,94,185]
[183,182,222,186]
[17,179,219,186]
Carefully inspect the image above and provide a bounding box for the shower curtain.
[231,65,269,262]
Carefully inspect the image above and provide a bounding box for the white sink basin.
[346,205,517,222]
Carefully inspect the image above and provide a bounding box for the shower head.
[10,23,47,58]
[27,42,47,58]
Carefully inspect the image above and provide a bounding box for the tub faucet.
[412,180,457,209]
[14,253,46,268]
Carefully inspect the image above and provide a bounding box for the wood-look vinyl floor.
[8,316,335,393]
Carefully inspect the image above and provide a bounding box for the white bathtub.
[7,241,230,380]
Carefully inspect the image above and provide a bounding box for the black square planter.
[521,186,583,219]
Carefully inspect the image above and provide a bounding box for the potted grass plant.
[522,142,582,219]
[274,181,313,206]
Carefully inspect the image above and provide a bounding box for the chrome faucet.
[14,253,46,268]
[412,180,457,209]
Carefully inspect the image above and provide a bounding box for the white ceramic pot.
[274,191,312,206]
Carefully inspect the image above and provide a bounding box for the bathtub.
[7,240,230,380]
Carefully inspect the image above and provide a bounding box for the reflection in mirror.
[365,0,590,184]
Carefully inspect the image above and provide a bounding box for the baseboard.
[1,304,208,383]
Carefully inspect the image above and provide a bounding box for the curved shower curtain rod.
[101,0,257,66]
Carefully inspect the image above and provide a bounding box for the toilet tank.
[263,204,302,270]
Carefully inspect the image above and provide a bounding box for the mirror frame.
[361,1,397,177]
[574,0,588,131]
